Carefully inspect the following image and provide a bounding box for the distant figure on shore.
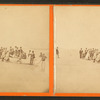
[28,50,31,57]
[30,51,35,65]
[41,53,47,71]
[84,48,88,57]
[17,47,23,64]
[39,52,43,58]
[56,47,59,58]
[5,51,10,62]
[17,51,23,64]
[79,48,83,58]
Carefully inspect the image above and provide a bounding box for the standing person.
[41,53,47,71]
[14,46,18,57]
[91,48,95,60]
[19,47,23,55]
[35,52,43,64]
[23,52,27,59]
[30,51,35,65]
[89,49,92,60]
[5,51,10,62]
[79,48,83,58]
[9,46,12,55]
[28,50,31,57]
[1,50,6,61]
[27,50,31,64]
[56,47,59,58]
[17,47,23,64]
[0,47,3,59]
[17,47,20,57]
[17,47,23,57]
[93,51,98,63]
[84,48,88,57]
[9,46,14,57]
[39,52,43,57]
[17,52,23,64]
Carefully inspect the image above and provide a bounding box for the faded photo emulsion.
[0,6,49,93]
[54,6,100,93]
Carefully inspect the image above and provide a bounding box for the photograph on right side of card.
[54,6,100,93]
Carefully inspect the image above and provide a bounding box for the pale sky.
[54,6,100,49]
[0,6,49,49]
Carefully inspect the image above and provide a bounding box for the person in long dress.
[84,48,88,57]
[5,51,10,62]
[93,51,98,63]
[85,50,90,60]
[17,51,23,64]
[79,48,83,58]
[41,54,47,71]
[30,51,35,65]
[1,49,6,61]
[95,52,100,63]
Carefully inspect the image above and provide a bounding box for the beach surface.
[0,50,49,93]
[56,48,100,93]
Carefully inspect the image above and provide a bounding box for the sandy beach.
[0,6,49,93]
[0,50,49,93]
[56,48,100,93]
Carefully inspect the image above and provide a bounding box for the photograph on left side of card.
[0,6,49,93]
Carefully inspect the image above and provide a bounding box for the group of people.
[79,48,100,63]
[0,46,47,67]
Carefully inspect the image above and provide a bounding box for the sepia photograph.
[54,6,100,93]
[0,6,49,93]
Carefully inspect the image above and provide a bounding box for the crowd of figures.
[79,48,100,63]
[0,46,47,68]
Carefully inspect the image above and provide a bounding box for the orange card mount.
[0,4,54,96]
